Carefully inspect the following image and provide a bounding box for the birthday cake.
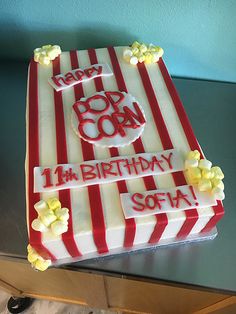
[26,43,225,271]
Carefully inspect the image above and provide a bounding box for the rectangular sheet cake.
[26,45,224,269]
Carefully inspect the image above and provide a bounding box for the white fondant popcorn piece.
[34,200,48,215]
[185,159,198,169]
[130,56,138,65]
[31,218,48,232]
[27,244,52,271]
[212,187,225,200]
[198,159,212,170]
[51,221,68,236]
[55,207,70,222]
[123,48,133,62]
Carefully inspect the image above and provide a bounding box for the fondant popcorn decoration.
[123,41,164,65]
[31,198,69,236]
[185,150,225,200]
[34,45,61,65]
[27,244,52,271]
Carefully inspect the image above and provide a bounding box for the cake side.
[26,45,224,267]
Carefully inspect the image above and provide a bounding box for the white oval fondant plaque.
[71,91,146,147]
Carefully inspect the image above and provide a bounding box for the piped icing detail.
[34,45,61,65]
[185,150,225,200]
[123,41,164,65]
[31,198,69,235]
[27,244,52,271]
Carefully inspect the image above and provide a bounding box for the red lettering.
[86,94,110,114]
[101,162,118,178]
[78,119,102,141]
[74,69,85,81]
[80,164,97,181]
[97,115,118,138]
[42,168,53,188]
[105,91,124,112]
[131,193,145,211]
[51,75,68,87]
[153,192,166,209]
[123,102,146,126]
[64,168,79,182]
[64,72,77,84]
[54,166,66,186]
[95,163,102,179]
[84,66,101,78]
[173,189,192,208]
[138,157,150,172]
[150,156,164,171]
[110,159,125,176]
[161,152,173,170]
[73,101,90,121]
[123,158,140,175]
[166,192,174,208]
[145,195,156,210]
[112,112,137,137]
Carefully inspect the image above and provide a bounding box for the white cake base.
[52,228,217,267]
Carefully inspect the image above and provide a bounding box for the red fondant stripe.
[28,60,56,261]
[87,48,136,247]
[136,61,199,239]
[158,58,224,232]
[107,47,168,244]
[70,50,109,253]
[52,57,81,257]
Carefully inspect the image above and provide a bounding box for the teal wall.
[0,0,236,82]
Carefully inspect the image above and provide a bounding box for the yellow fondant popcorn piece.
[131,47,139,56]
[187,167,202,184]
[131,41,140,49]
[27,244,52,271]
[31,197,70,236]
[34,44,61,66]
[202,169,214,179]
[212,178,224,190]
[184,150,225,200]
[211,166,224,180]
[198,178,212,192]
[47,197,61,210]
[187,150,201,160]
[35,259,52,272]
[40,212,57,227]
[123,41,164,65]
[185,159,198,169]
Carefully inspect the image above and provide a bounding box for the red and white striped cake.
[26,46,224,266]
